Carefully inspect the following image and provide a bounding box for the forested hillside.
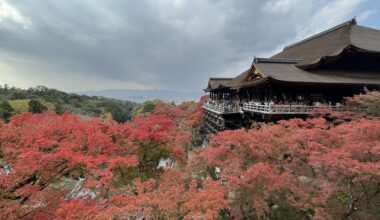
[0,85,137,123]
[0,92,379,220]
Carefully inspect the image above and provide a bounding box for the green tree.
[346,91,380,117]
[10,91,27,100]
[54,102,65,115]
[96,100,134,123]
[9,99,30,114]
[0,101,14,122]
[141,100,155,113]
[108,105,128,123]
[132,100,156,116]
[28,99,47,113]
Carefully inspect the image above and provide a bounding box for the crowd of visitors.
[204,99,240,112]
[205,98,344,113]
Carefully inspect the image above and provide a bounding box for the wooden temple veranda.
[202,19,380,134]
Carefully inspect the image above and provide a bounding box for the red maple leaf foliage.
[182,178,228,219]
[0,97,379,219]
[0,109,195,219]
[54,169,227,220]
[191,117,380,219]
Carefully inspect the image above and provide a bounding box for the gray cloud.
[0,0,377,92]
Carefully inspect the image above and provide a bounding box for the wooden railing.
[242,103,347,114]
[203,99,348,115]
[203,102,240,114]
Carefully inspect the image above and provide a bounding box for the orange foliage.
[1,99,379,219]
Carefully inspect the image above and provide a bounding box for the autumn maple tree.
[191,116,380,219]
[0,94,379,219]
[0,101,208,219]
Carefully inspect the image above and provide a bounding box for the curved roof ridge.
[283,18,356,50]
[209,77,233,80]
[254,57,300,64]
[349,24,380,53]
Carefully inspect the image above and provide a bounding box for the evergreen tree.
[54,102,65,115]
[141,100,156,113]
[28,99,47,113]
[0,101,14,122]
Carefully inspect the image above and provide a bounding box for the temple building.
[203,19,380,134]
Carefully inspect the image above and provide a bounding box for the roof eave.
[296,45,380,70]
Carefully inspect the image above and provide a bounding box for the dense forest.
[0,91,379,219]
[0,84,148,123]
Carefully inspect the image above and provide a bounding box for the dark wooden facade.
[202,19,380,133]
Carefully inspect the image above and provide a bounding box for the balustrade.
[203,99,347,115]
[203,100,240,114]
[242,103,347,114]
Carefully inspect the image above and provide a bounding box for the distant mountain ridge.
[79,89,203,103]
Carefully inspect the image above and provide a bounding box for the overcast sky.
[1,0,380,93]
